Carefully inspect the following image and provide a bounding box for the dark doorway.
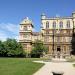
[57,46,61,51]
[57,46,61,58]
[57,48,61,51]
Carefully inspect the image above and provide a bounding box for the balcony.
[19,40,32,43]
[19,30,32,33]
[44,42,71,45]
[43,33,72,36]
[43,33,53,36]
[55,33,72,37]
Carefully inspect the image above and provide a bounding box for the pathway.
[33,59,75,75]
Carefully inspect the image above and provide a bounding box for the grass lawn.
[0,58,45,75]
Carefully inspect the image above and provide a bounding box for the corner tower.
[19,17,33,53]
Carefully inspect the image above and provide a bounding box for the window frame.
[59,21,63,29]
[67,20,70,28]
[23,26,28,31]
[46,21,49,29]
[53,21,56,28]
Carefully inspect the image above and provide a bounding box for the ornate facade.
[19,12,75,58]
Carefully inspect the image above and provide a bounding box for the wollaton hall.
[19,12,75,58]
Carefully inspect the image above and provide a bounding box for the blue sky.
[0,0,75,40]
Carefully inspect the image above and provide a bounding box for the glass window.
[44,36,49,42]
[59,21,63,28]
[67,20,70,28]
[23,35,27,38]
[23,44,27,50]
[69,46,72,51]
[57,37,60,42]
[46,21,49,29]
[66,30,71,37]
[23,26,27,30]
[63,37,66,42]
[46,31,49,34]
[53,21,56,28]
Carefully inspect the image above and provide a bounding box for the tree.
[31,40,48,58]
[0,38,25,57]
[0,41,5,56]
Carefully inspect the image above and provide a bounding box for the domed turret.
[20,17,33,26]
[72,11,75,17]
[41,13,46,19]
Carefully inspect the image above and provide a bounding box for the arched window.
[59,21,63,28]
[67,20,70,28]
[44,36,49,42]
[46,31,49,34]
[23,26,27,30]
[46,21,49,29]
[53,21,56,28]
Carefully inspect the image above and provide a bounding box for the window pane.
[67,20,70,28]
[46,21,49,29]
[59,21,63,28]
[53,21,56,28]
[23,26,27,30]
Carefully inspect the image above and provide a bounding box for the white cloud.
[0,23,19,34]
[33,28,37,32]
[0,23,19,41]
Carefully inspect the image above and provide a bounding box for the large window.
[23,26,27,30]
[46,21,49,29]
[59,21,63,29]
[57,36,60,43]
[67,20,70,28]
[23,34,27,38]
[53,21,56,28]
[46,31,49,34]
[44,36,49,42]
[67,30,70,34]
[23,44,27,50]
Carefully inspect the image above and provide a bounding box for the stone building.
[19,12,75,58]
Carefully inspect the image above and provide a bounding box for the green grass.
[0,58,45,75]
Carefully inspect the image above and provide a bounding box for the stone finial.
[26,17,29,20]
